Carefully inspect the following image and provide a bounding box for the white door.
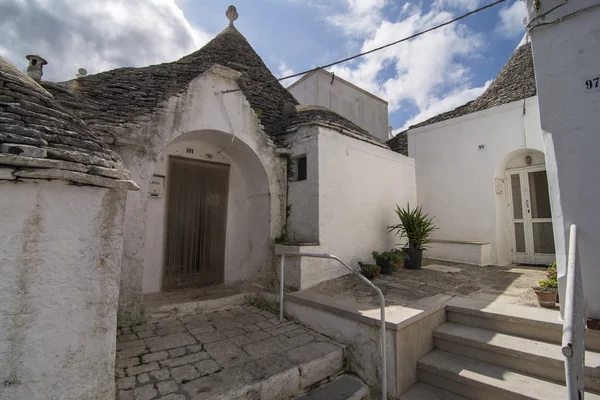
[507,167,556,264]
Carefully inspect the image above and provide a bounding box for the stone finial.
[226,5,238,26]
[26,54,48,81]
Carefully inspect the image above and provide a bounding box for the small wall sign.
[149,175,165,198]
[585,75,600,93]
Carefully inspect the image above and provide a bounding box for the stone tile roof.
[386,43,536,156]
[282,105,387,148]
[42,25,300,143]
[0,56,137,189]
[42,25,386,148]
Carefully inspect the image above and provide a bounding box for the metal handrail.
[279,252,387,400]
[562,224,585,399]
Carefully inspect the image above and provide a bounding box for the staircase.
[405,297,600,399]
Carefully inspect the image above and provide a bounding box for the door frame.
[506,165,555,265]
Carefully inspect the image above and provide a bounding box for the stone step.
[399,382,468,400]
[418,350,600,400]
[434,322,600,392]
[446,297,600,351]
[295,375,369,400]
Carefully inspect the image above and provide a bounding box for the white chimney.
[26,54,48,81]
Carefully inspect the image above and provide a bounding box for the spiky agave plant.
[387,203,437,250]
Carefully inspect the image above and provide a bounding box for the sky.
[0,0,527,133]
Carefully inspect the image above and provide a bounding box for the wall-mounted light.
[525,155,532,165]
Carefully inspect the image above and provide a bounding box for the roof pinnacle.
[226,5,238,27]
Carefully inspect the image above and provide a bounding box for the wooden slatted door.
[163,157,229,290]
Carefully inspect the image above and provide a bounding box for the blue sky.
[0,0,527,132]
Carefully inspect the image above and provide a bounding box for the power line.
[222,0,506,94]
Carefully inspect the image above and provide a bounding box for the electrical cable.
[221,0,507,95]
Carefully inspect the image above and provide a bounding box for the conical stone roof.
[0,56,137,189]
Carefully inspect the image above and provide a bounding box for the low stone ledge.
[14,168,139,190]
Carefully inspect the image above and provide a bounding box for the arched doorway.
[142,129,272,293]
[503,150,555,264]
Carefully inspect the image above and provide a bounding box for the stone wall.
[0,179,126,400]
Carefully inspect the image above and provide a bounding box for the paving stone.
[181,314,208,324]
[156,325,187,336]
[137,330,154,339]
[194,331,225,344]
[168,347,187,358]
[285,342,343,389]
[241,324,261,333]
[212,318,244,331]
[230,330,271,347]
[243,335,291,359]
[118,334,138,342]
[133,384,157,400]
[186,344,203,353]
[244,353,293,380]
[160,352,210,368]
[268,324,299,336]
[117,339,146,350]
[229,308,247,317]
[194,359,220,376]
[286,333,315,349]
[142,351,169,363]
[156,379,179,395]
[181,366,256,399]
[149,369,171,382]
[126,362,160,376]
[204,339,251,368]
[137,372,150,384]
[116,357,140,369]
[170,364,199,384]
[118,389,133,400]
[116,376,136,390]
[217,310,235,319]
[132,323,155,333]
[256,320,275,329]
[268,318,293,327]
[185,320,215,335]
[238,313,267,324]
[156,319,181,328]
[146,333,196,352]
[117,347,148,360]
[120,327,132,334]
[286,328,308,337]
[222,327,245,337]
[259,310,277,318]
[161,394,185,400]
[285,342,339,365]
[116,368,126,378]
[244,306,262,313]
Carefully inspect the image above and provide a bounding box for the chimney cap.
[26,54,48,65]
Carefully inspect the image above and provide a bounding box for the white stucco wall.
[0,179,125,400]
[116,65,286,323]
[143,133,270,293]
[288,70,390,143]
[526,0,600,318]
[284,126,417,288]
[408,97,545,265]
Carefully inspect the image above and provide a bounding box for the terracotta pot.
[534,289,557,308]
[374,267,381,277]
[393,259,405,270]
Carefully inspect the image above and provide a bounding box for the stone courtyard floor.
[308,259,548,309]
[115,305,344,400]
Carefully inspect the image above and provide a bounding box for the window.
[296,155,307,181]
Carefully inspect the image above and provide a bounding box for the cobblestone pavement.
[115,306,341,400]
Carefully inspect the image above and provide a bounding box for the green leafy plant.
[372,251,405,274]
[358,262,380,280]
[538,262,558,291]
[387,203,437,250]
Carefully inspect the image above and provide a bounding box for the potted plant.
[358,262,381,280]
[388,203,437,270]
[372,251,405,274]
[534,264,558,308]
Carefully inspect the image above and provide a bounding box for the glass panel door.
[507,167,555,264]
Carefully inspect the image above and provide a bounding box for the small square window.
[296,156,307,181]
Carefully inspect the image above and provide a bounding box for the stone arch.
[142,129,273,293]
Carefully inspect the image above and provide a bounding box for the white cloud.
[324,3,486,130]
[0,0,212,81]
[397,79,492,131]
[277,61,301,86]
[325,0,388,36]
[495,0,527,38]
[433,0,481,10]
